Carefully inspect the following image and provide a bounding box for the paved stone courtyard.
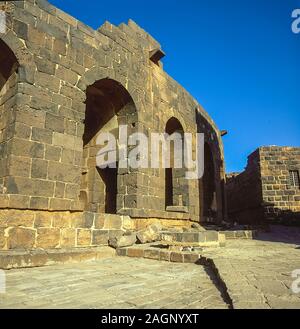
[201,226,300,309]
[0,226,299,309]
[0,258,228,309]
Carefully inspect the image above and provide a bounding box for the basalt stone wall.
[0,72,18,187]
[197,111,226,222]
[226,147,300,225]
[260,146,300,224]
[226,149,263,224]
[0,0,226,250]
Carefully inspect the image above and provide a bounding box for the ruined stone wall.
[226,149,263,224]
[0,0,225,250]
[226,147,300,225]
[197,111,226,222]
[260,146,300,224]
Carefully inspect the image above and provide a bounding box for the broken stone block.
[109,232,136,249]
[136,223,162,244]
[109,230,125,240]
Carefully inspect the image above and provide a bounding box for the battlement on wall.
[99,19,162,52]
[98,19,165,65]
[6,0,165,63]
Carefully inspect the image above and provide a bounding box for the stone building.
[0,0,226,251]
[226,146,300,225]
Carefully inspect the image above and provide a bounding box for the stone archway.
[1,28,36,87]
[80,78,138,214]
[0,39,18,197]
[196,107,226,223]
[0,39,18,92]
[202,142,217,221]
[165,117,189,211]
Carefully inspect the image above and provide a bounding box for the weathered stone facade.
[226,147,300,225]
[0,0,226,250]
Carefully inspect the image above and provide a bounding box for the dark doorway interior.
[81,78,136,214]
[203,143,216,219]
[97,167,118,214]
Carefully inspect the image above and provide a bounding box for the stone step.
[159,230,226,247]
[116,243,205,264]
[0,246,116,270]
[221,230,258,240]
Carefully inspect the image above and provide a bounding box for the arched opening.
[165,117,188,210]
[0,40,18,184]
[202,142,217,221]
[0,40,18,92]
[80,78,137,214]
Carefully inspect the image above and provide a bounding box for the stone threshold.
[160,230,224,246]
[0,246,116,270]
[116,242,219,263]
[199,226,259,240]
[221,230,258,240]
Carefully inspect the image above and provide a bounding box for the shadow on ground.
[255,225,300,247]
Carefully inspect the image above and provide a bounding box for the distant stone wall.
[260,147,300,223]
[226,147,300,225]
[226,149,263,224]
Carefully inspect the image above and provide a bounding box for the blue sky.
[49,0,300,173]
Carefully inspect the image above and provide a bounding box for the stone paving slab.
[116,226,300,309]
[201,226,300,309]
[0,258,228,309]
